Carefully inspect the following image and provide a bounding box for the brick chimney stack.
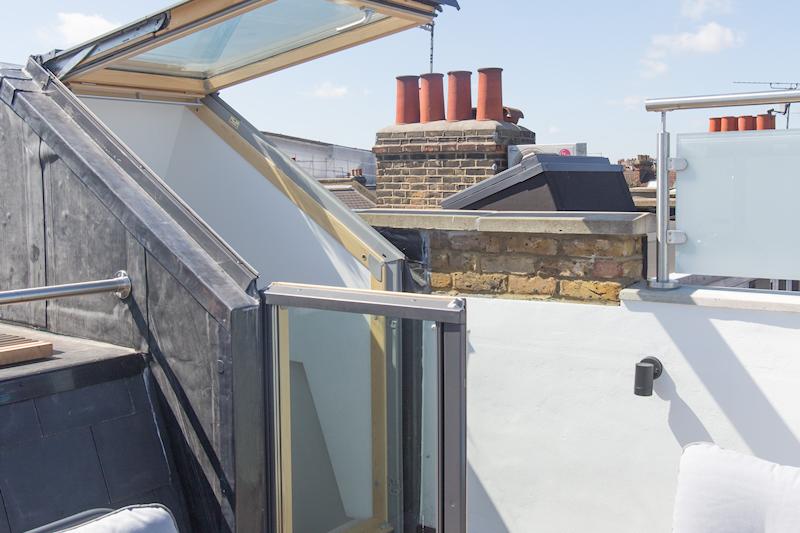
[374,69,535,209]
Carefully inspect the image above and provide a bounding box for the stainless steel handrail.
[0,271,131,305]
[645,89,800,112]
[644,89,800,289]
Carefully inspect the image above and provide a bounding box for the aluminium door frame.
[261,282,467,533]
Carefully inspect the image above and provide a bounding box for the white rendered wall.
[263,132,377,186]
[466,296,800,532]
[82,97,371,289]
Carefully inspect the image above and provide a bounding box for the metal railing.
[0,271,131,305]
[644,89,800,289]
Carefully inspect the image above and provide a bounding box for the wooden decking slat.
[0,334,54,366]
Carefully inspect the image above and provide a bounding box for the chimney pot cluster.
[396,68,511,125]
[709,113,775,132]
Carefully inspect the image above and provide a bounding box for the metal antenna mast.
[420,21,435,73]
[733,81,800,129]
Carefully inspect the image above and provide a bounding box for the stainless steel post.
[649,112,679,289]
[0,271,131,305]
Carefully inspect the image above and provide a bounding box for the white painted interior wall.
[466,296,800,532]
[81,97,371,289]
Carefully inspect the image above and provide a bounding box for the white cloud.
[640,58,669,79]
[38,13,118,49]
[309,81,349,99]
[651,21,740,54]
[608,95,646,110]
[640,22,741,78]
[681,0,732,20]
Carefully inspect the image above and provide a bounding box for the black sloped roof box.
[441,153,636,212]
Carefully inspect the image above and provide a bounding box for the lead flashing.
[359,209,655,235]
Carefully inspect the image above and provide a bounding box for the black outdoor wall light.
[634,357,663,396]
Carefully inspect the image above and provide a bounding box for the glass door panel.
[264,283,466,533]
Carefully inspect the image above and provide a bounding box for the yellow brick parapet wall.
[360,210,655,304]
[428,231,643,303]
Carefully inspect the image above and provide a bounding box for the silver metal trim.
[0,271,132,305]
[645,89,800,112]
[439,321,467,533]
[648,279,681,290]
[667,230,687,245]
[668,157,688,172]
[652,112,677,290]
[262,282,465,324]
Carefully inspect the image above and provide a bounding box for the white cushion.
[673,442,800,533]
[61,504,179,533]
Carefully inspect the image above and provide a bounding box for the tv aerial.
[420,21,436,73]
[733,81,799,128]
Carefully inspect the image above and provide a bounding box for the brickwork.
[618,154,677,188]
[373,120,535,208]
[427,230,645,303]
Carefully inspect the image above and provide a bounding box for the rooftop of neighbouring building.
[262,130,378,186]
[321,178,377,210]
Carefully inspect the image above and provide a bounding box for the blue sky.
[3,0,798,160]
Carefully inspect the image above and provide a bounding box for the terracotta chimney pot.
[447,71,472,121]
[396,75,420,125]
[738,115,756,131]
[756,113,775,130]
[420,73,445,123]
[720,116,738,132]
[708,117,722,132]
[477,67,504,121]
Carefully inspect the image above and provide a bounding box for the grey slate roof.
[326,186,377,210]
[441,153,624,210]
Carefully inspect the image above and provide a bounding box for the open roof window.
[115,2,387,79]
[42,0,448,97]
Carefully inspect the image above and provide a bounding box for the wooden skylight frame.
[42,0,437,98]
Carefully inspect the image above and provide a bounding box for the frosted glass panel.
[676,129,800,280]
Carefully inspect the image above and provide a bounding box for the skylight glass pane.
[112,0,386,79]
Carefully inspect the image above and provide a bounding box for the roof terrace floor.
[0,322,140,393]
